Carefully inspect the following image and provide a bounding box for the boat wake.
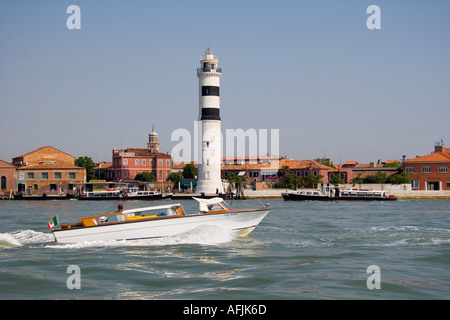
[0,229,54,248]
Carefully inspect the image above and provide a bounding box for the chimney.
[435,139,445,153]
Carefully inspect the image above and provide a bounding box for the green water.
[0,198,449,300]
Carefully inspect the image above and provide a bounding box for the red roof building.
[104,127,172,182]
[403,141,450,190]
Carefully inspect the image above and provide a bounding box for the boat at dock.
[77,182,172,200]
[282,184,397,201]
[49,197,271,243]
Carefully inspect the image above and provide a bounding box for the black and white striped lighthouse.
[196,47,223,194]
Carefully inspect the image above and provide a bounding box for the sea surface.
[0,198,449,300]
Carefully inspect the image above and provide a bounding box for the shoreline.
[173,189,450,200]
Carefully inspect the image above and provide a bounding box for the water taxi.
[49,198,270,243]
[282,184,397,201]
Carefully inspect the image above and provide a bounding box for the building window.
[27,172,34,179]
[150,160,153,166]
[34,184,38,190]
[405,167,414,173]
[55,172,62,179]
[422,167,431,173]
[123,159,128,166]
[313,170,318,175]
[42,172,48,179]
[438,167,448,173]
[304,171,309,177]
[69,172,76,179]
[158,160,163,166]
[1,176,6,190]
[159,170,163,178]
[166,160,170,166]
[142,160,146,166]
[412,180,419,189]
[68,184,74,191]
[447,182,450,188]
[135,160,139,166]
[50,184,57,192]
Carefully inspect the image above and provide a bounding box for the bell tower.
[147,125,159,153]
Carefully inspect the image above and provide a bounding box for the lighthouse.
[195,47,224,194]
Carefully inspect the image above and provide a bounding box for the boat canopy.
[193,197,227,212]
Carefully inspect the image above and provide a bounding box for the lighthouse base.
[195,179,224,195]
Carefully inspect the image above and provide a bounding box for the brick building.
[105,127,172,182]
[12,146,86,195]
[403,141,450,190]
[221,158,333,189]
[0,160,16,197]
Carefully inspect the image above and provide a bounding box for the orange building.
[13,146,86,195]
[403,142,450,190]
[0,160,16,197]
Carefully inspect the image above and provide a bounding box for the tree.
[283,173,302,189]
[363,172,387,184]
[75,156,96,181]
[134,172,156,182]
[350,173,364,185]
[329,174,344,186]
[304,174,324,188]
[226,172,246,199]
[167,171,183,185]
[182,163,197,179]
[314,158,336,169]
[386,172,413,184]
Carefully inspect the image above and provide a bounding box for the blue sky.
[1,0,449,164]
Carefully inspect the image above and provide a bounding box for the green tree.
[283,173,302,189]
[226,172,246,199]
[350,173,364,185]
[75,156,96,181]
[304,174,324,188]
[363,172,387,184]
[314,158,336,169]
[182,163,197,179]
[134,172,156,182]
[386,172,413,184]
[167,171,183,185]
[329,174,344,186]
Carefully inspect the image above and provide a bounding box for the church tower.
[195,47,224,194]
[147,125,159,153]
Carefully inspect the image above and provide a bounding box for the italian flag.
[47,216,58,230]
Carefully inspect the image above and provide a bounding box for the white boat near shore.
[50,198,270,243]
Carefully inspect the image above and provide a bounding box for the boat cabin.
[59,204,186,230]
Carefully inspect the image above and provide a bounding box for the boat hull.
[52,209,270,243]
[282,193,397,201]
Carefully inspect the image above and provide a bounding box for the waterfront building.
[107,127,172,182]
[12,146,86,195]
[196,47,224,194]
[0,160,16,197]
[403,141,450,190]
[221,158,332,189]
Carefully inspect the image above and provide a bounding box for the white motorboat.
[49,198,270,243]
